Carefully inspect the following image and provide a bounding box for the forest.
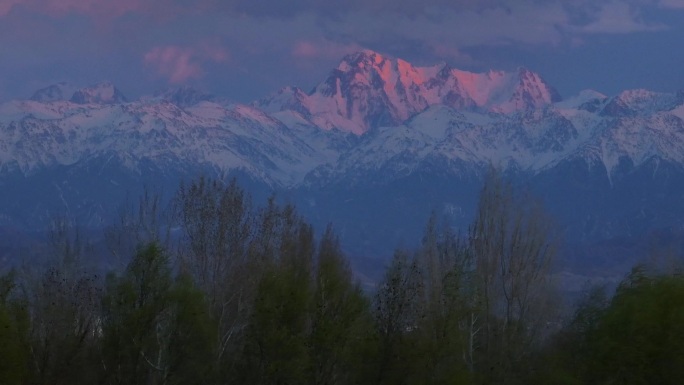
[0,170,683,385]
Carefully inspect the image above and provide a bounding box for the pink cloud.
[145,46,202,83]
[199,42,231,63]
[292,41,318,58]
[0,0,21,16]
[144,44,230,84]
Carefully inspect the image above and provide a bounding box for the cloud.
[322,3,570,52]
[199,0,496,18]
[430,45,475,64]
[1,0,683,102]
[144,44,230,84]
[0,0,19,16]
[577,1,668,33]
[659,0,684,8]
[0,0,140,18]
[292,40,361,60]
[0,0,191,21]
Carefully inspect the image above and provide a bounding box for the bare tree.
[20,218,102,385]
[104,186,172,270]
[469,167,557,383]
[415,213,477,382]
[173,176,256,371]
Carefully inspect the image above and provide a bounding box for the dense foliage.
[0,172,682,384]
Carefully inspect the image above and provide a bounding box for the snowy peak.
[335,49,381,72]
[258,49,562,134]
[256,86,310,116]
[447,67,561,112]
[154,86,215,108]
[601,89,678,117]
[555,89,607,111]
[70,82,127,105]
[29,82,78,102]
[506,67,562,110]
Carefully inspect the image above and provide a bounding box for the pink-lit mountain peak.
[331,50,559,106]
[70,81,128,105]
[258,49,562,134]
[336,49,387,71]
[335,50,444,88]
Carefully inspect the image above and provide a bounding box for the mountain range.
[2,49,684,282]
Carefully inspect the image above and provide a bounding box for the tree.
[237,210,315,385]
[586,267,684,384]
[21,219,102,385]
[413,214,474,384]
[101,243,214,385]
[25,267,101,385]
[0,272,29,385]
[373,214,476,385]
[164,273,216,384]
[175,177,253,298]
[529,284,609,385]
[310,226,370,385]
[373,249,423,384]
[174,177,255,372]
[105,186,172,269]
[469,168,557,384]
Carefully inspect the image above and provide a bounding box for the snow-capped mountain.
[29,81,128,105]
[30,82,79,102]
[257,50,560,134]
[153,86,219,108]
[69,82,128,105]
[0,98,339,187]
[2,49,684,264]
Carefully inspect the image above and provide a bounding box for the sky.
[1,0,684,103]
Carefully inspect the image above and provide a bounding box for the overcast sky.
[1,0,683,103]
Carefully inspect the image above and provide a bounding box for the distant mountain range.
[3,49,684,282]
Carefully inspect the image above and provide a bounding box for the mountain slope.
[257,50,560,134]
[1,49,684,265]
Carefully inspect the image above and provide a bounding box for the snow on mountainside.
[2,49,684,189]
[70,82,128,105]
[153,86,218,108]
[306,105,584,187]
[0,97,339,187]
[600,89,680,117]
[3,48,684,264]
[29,82,79,102]
[256,50,561,134]
[302,88,684,188]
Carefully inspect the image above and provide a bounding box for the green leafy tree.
[0,272,29,385]
[175,177,255,373]
[587,267,684,384]
[530,284,609,385]
[373,214,476,385]
[373,249,424,384]
[238,206,315,385]
[164,273,216,384]
[310,226,371,385]
[412,214,474,384]
[101,243,214,385]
